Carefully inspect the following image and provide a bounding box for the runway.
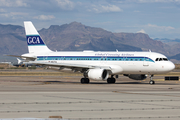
[0,70,180,119]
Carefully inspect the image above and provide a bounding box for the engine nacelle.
[124,74,147,80]
[88,69,109,81]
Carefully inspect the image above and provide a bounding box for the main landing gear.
[80,76,116,84]
[81,71,90,84]
[81,78,89,84]
[149,75,155,85]
[107,75,116,84]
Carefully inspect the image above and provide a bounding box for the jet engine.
[124,74,147,80]
[88,69,109,81]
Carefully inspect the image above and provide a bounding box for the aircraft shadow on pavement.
[41,81,148,84]
[41,80,178,85]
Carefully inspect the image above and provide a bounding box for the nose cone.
[166,61,175,72]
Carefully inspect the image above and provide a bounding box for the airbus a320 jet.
[10,21,175,84]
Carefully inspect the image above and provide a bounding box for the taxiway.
[0,69,180,120]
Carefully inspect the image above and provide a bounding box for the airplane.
[10,21,175,84]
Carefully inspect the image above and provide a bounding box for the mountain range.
[0,22,180,63]
[154,38,180,43]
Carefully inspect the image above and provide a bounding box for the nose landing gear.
[149,75,155,85]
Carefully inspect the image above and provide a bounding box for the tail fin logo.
[27,35,45,46]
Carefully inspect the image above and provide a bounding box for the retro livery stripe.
[37,56,154,62]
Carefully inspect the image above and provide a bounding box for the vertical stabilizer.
[24,21,52,53]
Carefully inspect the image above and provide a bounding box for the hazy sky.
[1,0,180,39]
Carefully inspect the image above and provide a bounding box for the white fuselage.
[23,51,175,75]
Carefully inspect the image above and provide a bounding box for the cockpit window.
[163,58,168,61]
[155,58,168,61]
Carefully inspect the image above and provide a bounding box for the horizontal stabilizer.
[5,54,36,61]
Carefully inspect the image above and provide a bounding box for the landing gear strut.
[149,75,155,85]
[107,75,116,84]
[81,78,89,84]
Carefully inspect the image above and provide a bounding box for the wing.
[6,54,112,72]
[29,61,111,71]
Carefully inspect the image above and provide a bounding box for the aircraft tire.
[81,78,85,84]
[85,78,89,83]
[149,80,155,85]
[81,78,89,84]
[107,78,116,84]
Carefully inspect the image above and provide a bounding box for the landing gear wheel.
[107,78,116,84]
[85,78,89,83]
[149,75,155,85]
[81,78,89,84]
[149,80,155,85]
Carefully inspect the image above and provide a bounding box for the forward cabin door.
[43,53,49,62]
[143,54,149,66]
